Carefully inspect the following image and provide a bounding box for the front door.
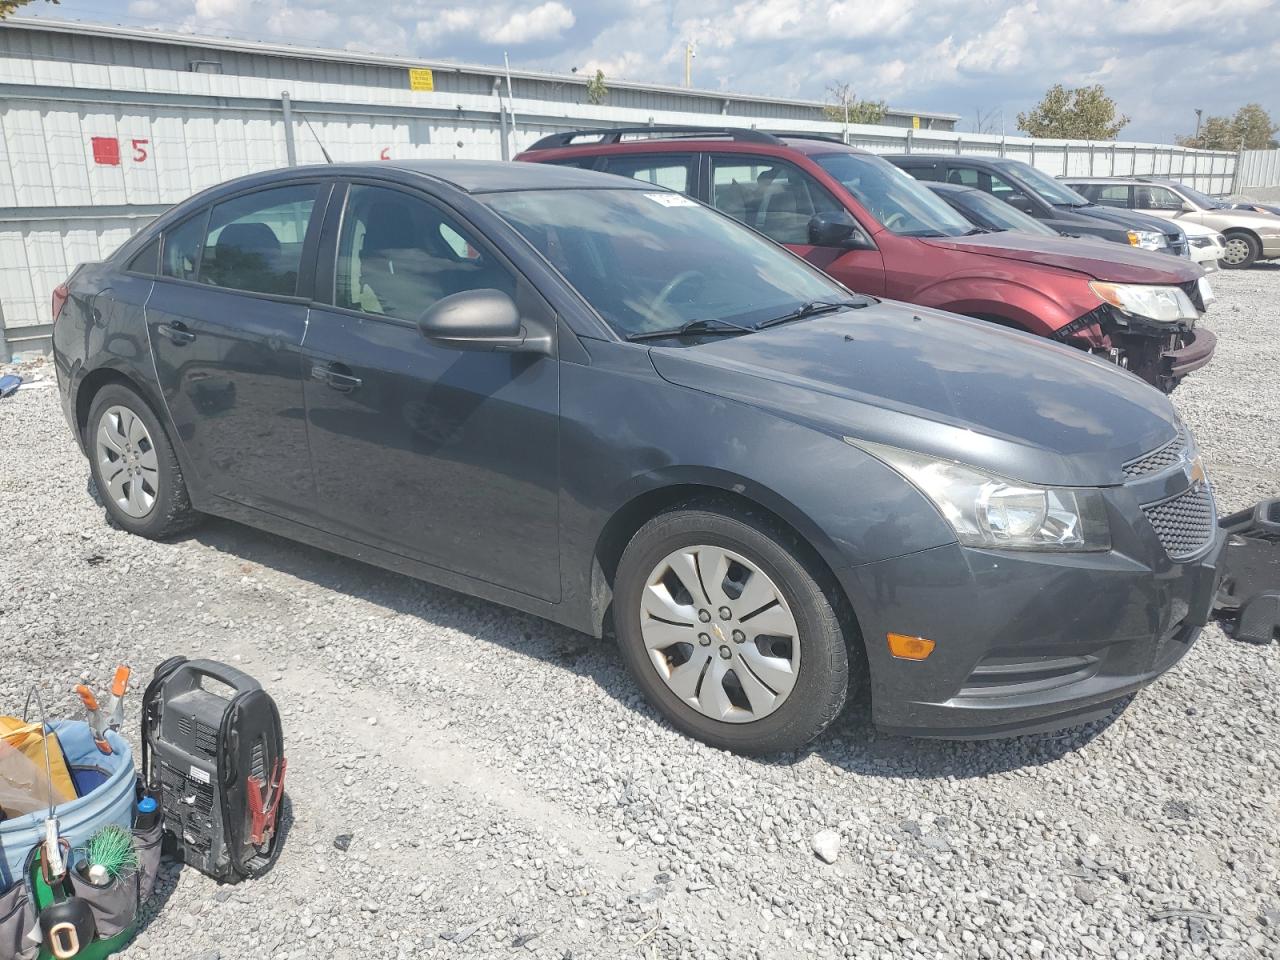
[146,182,326,514]
[707,154,886,295]
[302,182,561,602]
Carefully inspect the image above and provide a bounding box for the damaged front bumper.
[1056,305,1216,394]
[1214,499,1280,644]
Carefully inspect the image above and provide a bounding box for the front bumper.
[1164,326,1217,380]
[841,498,1223,739]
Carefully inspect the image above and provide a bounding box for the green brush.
[84,824,139,882]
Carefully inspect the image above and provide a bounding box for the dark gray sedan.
[51,161,1222,753]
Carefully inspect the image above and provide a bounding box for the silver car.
[1066,176,1280,269]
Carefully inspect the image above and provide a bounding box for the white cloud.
[490,2,575,44]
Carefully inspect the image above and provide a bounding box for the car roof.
[884,154,1022,169]
[184,159,657,199]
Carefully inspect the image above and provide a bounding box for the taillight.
[52,282,70,323]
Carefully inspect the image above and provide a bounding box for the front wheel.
[613,503,851,754]
[1220,231,1260,269]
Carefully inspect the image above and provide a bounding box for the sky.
[23,0,1280,143]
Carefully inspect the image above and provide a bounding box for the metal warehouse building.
[0,17,1237,358]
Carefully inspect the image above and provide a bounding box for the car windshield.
[811,152,974,237]
[946,188,1058,236]
[997,160,1090,206]
[1171,182,1226,209]
[481,188,854,339]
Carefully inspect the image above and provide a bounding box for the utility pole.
[504,52,518,157]
[684,41,695,87]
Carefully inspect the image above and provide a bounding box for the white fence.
[0,48,1240,357]
[1236,149,1280,191]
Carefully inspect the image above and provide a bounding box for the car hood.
[1072,204,1176,235]
[918,232,1202,283]
[648,301,1180,487]
[1203,207,1280,230]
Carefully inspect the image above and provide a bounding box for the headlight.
[852,441,1112,552]
[1089,281,1199,322]
[1126,230,1167,250]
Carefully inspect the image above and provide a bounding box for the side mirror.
[1181,199,1196,213]
[418,288,539,352]
[808,211,872,249]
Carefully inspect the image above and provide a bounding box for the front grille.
[1143,484,1215,560]
[1123,432,1187,479]
[1189,237,1214,248]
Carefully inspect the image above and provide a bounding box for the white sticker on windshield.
[644,192,697,207]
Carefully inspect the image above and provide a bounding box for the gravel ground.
[1,267,1278,960]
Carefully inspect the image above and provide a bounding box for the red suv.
[518,127,1215,393]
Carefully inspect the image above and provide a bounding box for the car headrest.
[362,202,418,257]
[216,222,280,264]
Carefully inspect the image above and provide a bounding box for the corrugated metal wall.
[1236,149,1280,191]
[0,21,1241,358]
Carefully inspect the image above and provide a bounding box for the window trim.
[151,179,333,305]
[314,177,539,332]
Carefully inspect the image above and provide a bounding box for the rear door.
[706,153,886,295]
[146,181,328,515]
[301,181,561,601]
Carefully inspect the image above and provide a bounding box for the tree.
[971,106,1002,135]
[585,69,608,106]
[1177,103,1278,150]
[1,0,58,17]
[1017,84,1128,140]
[822,82,887,126]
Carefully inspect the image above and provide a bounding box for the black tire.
[85,382,202,539]
[1220,231,1260,269]
[613,502,852,754]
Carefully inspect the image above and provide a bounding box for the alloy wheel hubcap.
[1222,238,1249,264]
[96,405,158,518]
[640,545,800,723]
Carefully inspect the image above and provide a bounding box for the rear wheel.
[613,503,851,754]
[1220,231,1260,269]
[86,383,201,539]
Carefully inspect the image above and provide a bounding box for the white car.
[1177,219,1226,271]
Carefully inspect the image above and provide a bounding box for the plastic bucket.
[0,722,134,888]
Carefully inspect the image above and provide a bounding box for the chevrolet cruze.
[52,161,1222,753]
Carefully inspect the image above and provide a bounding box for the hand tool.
[74,684,112,755]
[105,666,131,732]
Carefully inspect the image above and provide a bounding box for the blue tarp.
[0,721,134,888]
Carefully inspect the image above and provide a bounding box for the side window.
[161,213,207,282]
[901,164,942,182]
[126,238,160,275]
[1092,184,1132,208]
[1136,186,1182,211]
[335,184,515,322]
[944,166,981,188]
[199,184,319,296]
[599,154,695,194]
[709,157,841,244]
[541,157,601,171]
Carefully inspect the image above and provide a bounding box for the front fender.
[911,275,1089,340]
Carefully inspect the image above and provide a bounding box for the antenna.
[297,110,333,164]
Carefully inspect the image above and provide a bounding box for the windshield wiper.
[961,227,991,235]
[627,317,754,342]
[756,299,867,330]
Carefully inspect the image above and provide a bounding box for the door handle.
[310,362,363,393]
[156,321,195,345]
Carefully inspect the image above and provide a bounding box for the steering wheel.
[648,270,705,316]
[882,211,906,231]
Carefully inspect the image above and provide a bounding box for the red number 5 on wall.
[132,139,150,162]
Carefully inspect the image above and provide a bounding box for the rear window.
[198,185,319,296]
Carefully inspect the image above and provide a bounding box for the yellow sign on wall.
[408,68,435,92]
[912,115,921,130]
